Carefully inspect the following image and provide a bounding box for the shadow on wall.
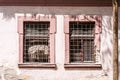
[101,11,120,79]
[101,16,113,77]
[0,6,113,20]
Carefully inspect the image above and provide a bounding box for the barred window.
[18,16,56,68]
[64,16,102,68]
[69,22,95,63]
[23,22,50,63]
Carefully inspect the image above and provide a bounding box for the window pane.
[25,22,49,36]
[70,39,83,63]
[83,39,94,62]
[70,22,95,35]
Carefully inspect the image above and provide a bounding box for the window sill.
[64,63,102,70]
[18,63,56,69]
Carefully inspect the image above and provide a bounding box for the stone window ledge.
[64,63,102,69]
[18,63,56,69]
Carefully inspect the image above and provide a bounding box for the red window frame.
[64,15,102,69]
[18,16,56,68]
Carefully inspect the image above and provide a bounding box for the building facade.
[0,1,119,80]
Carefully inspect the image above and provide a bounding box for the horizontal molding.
[18,63,56,69]
[0,0,119,6]
[64,63,102,70]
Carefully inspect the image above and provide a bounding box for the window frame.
[64,15,102,69]
[18,16,56,68]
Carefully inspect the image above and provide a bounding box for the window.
[64,15,102,68]
[24,22,50,63]
[69,22,95,63]
[18,16,56,68]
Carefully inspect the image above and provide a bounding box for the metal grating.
[23,22,50,63]
[69,22,95,63]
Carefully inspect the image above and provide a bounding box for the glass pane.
[24,22,49,36]
[70,22,95,35]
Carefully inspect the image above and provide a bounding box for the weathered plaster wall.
[0,7,119,80]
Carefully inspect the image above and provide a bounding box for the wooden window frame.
[64,15,102,69]
[18,16,56,68]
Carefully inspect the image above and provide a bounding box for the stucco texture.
[0,6,119,80]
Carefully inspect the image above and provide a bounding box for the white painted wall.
[0,7,119,80]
